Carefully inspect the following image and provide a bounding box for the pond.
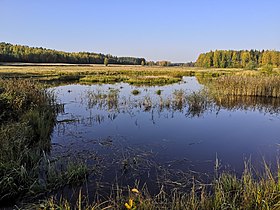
[50,76,280,196]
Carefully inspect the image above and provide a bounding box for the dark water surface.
[50,77,280,195]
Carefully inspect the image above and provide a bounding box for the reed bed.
[206,75,280,98]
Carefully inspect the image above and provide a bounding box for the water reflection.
[59,86,280,128]
[214,95,280,114]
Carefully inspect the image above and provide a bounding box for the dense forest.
[195,50,280,68]
[0,42,146,65]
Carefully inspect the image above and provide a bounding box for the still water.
[50,77,280,193]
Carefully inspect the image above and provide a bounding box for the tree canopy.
[195,50,280,68]
[0,42,146,65]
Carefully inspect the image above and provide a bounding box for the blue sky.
[1,0,280,62]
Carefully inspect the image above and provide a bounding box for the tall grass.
[205,75,280,98]
[0,79,88,205]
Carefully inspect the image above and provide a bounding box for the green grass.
[0,79,88,205]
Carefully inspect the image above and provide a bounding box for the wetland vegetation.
[1,58,280,209]
[0,79,88,207]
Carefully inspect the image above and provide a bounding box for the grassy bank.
[32,161,280,210]
[0,79,88,206]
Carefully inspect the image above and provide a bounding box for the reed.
[205,75,280,98]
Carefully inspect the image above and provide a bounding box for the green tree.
[262,51,272,66]
[260,64,273,74]
[241,51,250,67]
[213,51,221,68]
[271,51,280,67]
[232,51,240,68]
[245,61,257,70]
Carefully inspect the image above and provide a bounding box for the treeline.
[196,50,280,68]
[0,42,145,65]
[145,61,195,67]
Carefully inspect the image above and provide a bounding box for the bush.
[245,61,258,70]
[260,64,273,74]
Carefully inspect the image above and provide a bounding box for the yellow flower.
[125,199,133,209]
[131,188,139,194]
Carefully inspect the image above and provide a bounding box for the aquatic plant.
[172,89,187,111]
[204,75,280,98]
[131,89,140,95]
[155,89,162,95]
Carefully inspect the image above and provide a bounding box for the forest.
[195,50,280,68]
[0,42,146,65]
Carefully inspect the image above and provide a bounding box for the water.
[50,77,280,195]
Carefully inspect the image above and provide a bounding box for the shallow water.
[50,77,280,194]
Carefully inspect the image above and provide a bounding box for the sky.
[1,0,280,62]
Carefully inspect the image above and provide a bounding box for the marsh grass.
[204,75,280,98]
[33,160,280,210]
[0,79,89,205]
[185,90,214,117]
